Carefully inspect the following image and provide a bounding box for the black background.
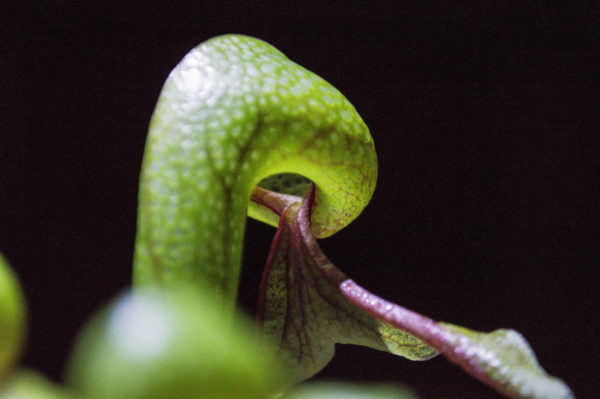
[2,1,598,398]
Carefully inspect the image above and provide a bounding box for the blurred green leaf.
[0,370,78,399]
[0,254,26,381]
[282,381,418,399]
[66,286,288,399]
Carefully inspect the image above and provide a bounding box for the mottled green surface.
[66,286,287,399]
[0,255,25,381]
[0,371,78,399]
[134,34,377,313]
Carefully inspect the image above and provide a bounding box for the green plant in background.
[0,35,574,398]
[0,255,25,382]
[0,257,75,399]
[0,371,77,399]
[67,286,286,399]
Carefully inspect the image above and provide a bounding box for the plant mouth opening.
[257,173,312,199]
